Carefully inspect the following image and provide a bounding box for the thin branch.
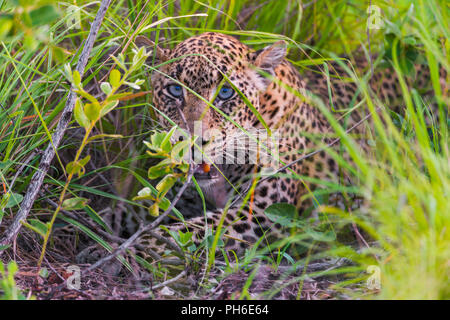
[151,270,187,290]
[0,0,112,250]
[84,168,194,273]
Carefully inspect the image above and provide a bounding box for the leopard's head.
[137,32,286,207]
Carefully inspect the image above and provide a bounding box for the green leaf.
[205,234,225,248]
[171,139,191,161]
[265,203,300,227]
[124,81,140,90]
[75,89,98,104]
[132,187,155,201]
[66,161,83,176]
[51,45,66,64]
[73,70,81,87]
[29,5,60,27]
[22,219,48,237]
[100,82,112,95]
[23,34,37,50]
[133,47,145,65]
[84,102,101,121]
[65,161,77,174]
[74,98,90,129]
[178,230,194,246]
[148,166,171,180]
[159,197,171,211]
[62,63,73,82]
[108,92,132,100]
[0,17,13,39]
[7,260,18,274]
[156,174,178,198]
[160,127,177,152]
[100,100,119,117]
[164,227,195,249]
[78,155,91,167]
[148,158,173,179]
[62,197,89,211]
[149,132,166,149]
[148,203,159,217]
[109,69,121,88]
[3,192,23,208]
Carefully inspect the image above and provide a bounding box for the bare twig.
[150,270,187,290]
[84,161,194,273]
[0,0,112,250]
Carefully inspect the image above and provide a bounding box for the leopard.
[133,32,447,261]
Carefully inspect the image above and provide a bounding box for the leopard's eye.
[167,84,183,98]
[217,86,234,100]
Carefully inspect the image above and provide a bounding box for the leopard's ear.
[252,40,287,88]
[135,35,170,65]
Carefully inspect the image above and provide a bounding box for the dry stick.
[44,196,184,266]
[151,270,187,290]
[84,167,193,273]
[0,0,112,250]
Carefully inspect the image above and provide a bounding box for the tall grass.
[349,1,448,299]
[0,0,448,299]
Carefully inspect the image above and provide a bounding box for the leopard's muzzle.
[193,163,229,209]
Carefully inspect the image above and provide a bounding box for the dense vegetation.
[0,0,448,299]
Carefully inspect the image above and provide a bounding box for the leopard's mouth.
[193,163,228,208]
[193,163,221,181]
